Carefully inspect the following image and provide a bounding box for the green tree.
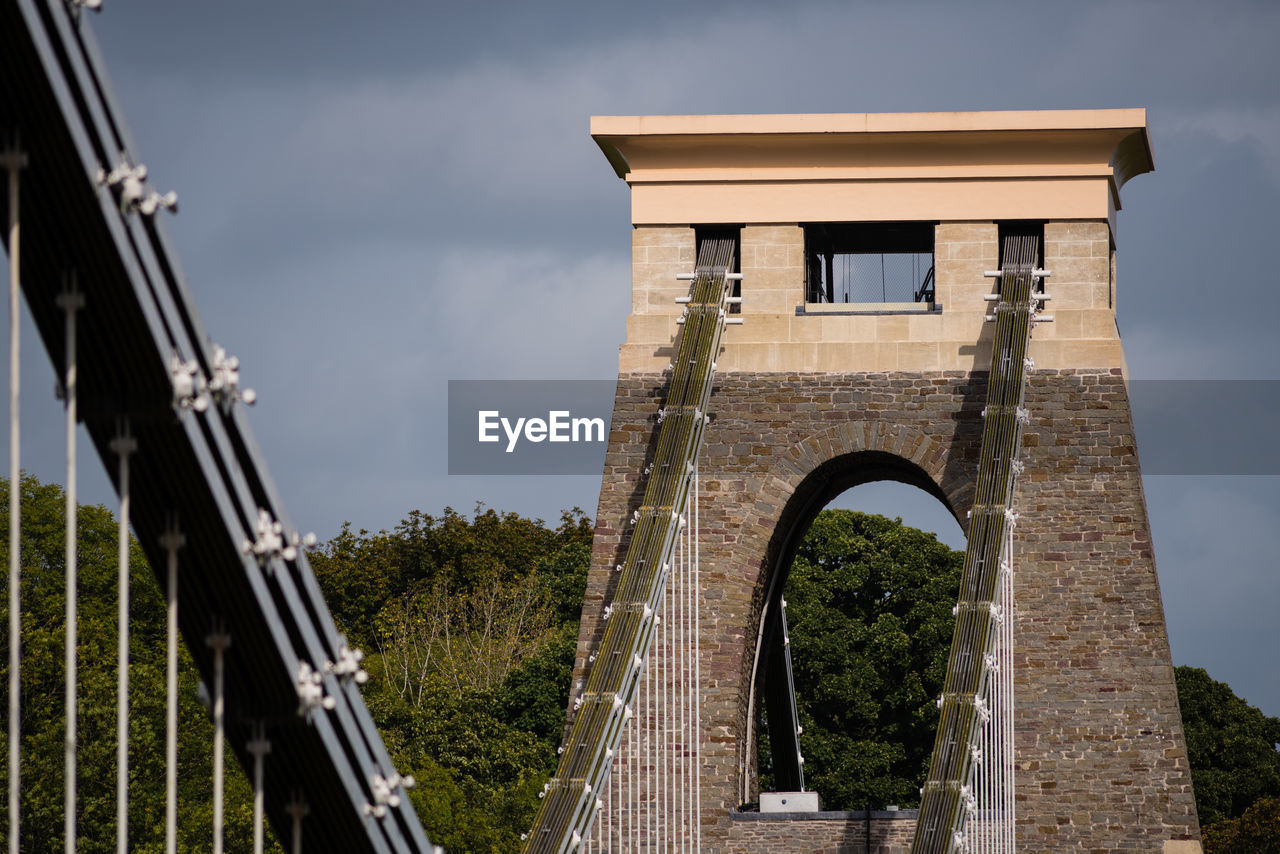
[1176,665,1280,834]
[763,509,963,810]
[1201,796,1280,853]
[311,506,591,650]
[0,474,270,852]
[311,504,592,852]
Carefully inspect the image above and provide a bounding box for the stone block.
[873,314,908,341]
[1052,257,1111,287]
[747,289,799,314]
[633,224,692,247]
[907,314,945,342]
[760,792,820,813]
[1045,220,1109,241]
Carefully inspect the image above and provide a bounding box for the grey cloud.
[6,1,1257,719]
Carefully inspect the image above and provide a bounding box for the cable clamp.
[170,355,209,413]
[365,772,416,818]
[97,159,177,216]
[243,508,316,568]
[295,660,336,717]
[208,345,256,409]
[326,641,369,685]
[983,268,1051,279]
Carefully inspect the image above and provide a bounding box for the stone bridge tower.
[571,111,1201,852]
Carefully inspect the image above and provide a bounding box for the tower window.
[804,222,934,305]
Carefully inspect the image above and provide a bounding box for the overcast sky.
[9,1,1278,717]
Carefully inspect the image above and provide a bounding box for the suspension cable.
[4,141,27,854]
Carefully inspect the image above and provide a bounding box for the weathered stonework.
[569,111,1197,851]
[573,369,1200,851]
[728,811,919,853]
[619,220,1125,375]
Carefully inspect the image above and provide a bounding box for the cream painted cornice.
[590,110,1153,227]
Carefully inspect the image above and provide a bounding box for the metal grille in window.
[805,223,935,304]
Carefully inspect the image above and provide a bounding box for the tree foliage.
[310,505,592,852]
[1176,664,1280,843]
[762,509,963,810]
[1200,796,1280,853]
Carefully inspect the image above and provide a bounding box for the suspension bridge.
[3,1,1202,851]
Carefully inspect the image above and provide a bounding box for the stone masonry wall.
[620,220,1126,374]
[727,812,918,853]
[571,369,1201,851]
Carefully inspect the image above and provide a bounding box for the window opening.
[804,222,934,305]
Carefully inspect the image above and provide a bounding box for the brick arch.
[734,418,965,603]
[732,419,967,803]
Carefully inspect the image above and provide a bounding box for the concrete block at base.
[761,792,820,813]
[1164,842,1204,854]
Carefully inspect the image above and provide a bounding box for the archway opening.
[753,471,965,812]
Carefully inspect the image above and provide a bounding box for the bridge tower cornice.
[592,109,1152,228]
